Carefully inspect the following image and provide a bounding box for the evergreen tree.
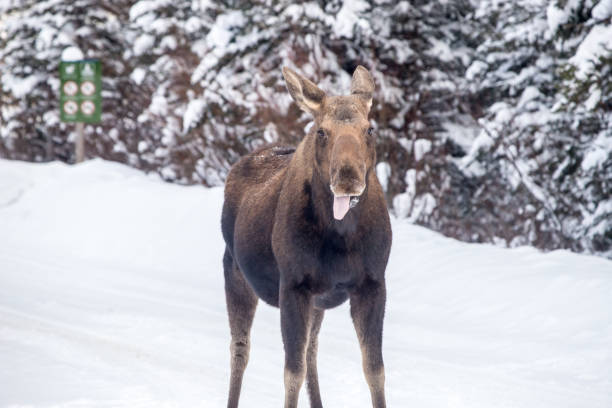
[464,0,611,256]
[0,0,139,164]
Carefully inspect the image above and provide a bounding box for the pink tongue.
[333,196,351,220]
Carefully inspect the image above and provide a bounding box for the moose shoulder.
[221,66,392,408]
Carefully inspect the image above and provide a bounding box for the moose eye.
[365,127,375,147]
[317,128,327,141]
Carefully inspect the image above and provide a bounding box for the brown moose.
[221,65,392,408]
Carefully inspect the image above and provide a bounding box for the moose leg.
[280,283,313,408]
[306,308,325,408]
[224,248,258,408]
[350,279,387,408]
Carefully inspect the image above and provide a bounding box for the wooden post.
[75,122,85,163]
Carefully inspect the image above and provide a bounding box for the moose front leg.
[306,308,325,408]
[350,278,387,408]
[280,282,313,408]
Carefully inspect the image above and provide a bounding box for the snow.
[183,98,206,133]
[570,24,612,80]
[376,161,391,193]
[282,3,334,26]
[138,140,148,153]
[393,168,417,219]
[518,85,542,108]
[1,160,612,407]
[283,4,303,21]
[263,122,279,143]
[283,1,371,39]
[129,0,173,22]
[582,134,612,171]
[465,60,487,81]
[133,34,155,56]
[427,37,454,62]
[461,129,495,174]
[388,38,415,63]
[36,26,55,51]
[160,35,177,51]
[1,73,44,98]
[193,0,214,13]
[206,11,245,49]
[546,0,581,34]
[443,121,479,153]
[184,16,202,33]
[148,89,168,116]
[413,138,432,162]
[150,18,171,35]
[130,67,147,85]
[190,10,246,84]
[584,87,602,111]
[334,0,370,38]
[592,0,612,20]
[61,46,83,61]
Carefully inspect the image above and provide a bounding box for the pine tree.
[464,0,612,256]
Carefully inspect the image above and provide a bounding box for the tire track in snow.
[0,249,222,320]
[0,304,214,376]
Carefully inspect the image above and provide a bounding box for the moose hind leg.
[306,308,324,408]
[224,248,258,408]
[350,279,387,408]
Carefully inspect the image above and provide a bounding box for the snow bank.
[0,159,611,407]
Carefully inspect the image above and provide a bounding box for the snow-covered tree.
[0,0,139,163]
[460,0,612,256]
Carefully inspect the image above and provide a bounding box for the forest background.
[1,0,610,258]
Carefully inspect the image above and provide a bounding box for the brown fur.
[221,66,392,408]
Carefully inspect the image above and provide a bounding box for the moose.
[221,65,392,408]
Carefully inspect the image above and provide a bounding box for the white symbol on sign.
[65,65,75,75]
[80,81,96,96]
[82,63,94,77]
[81,100,96,116]
[63,100,78,115]
[63,81,78,96]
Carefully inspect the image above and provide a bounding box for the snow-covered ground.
[0,158,611,408]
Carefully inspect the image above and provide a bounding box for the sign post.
[59,57,102,163]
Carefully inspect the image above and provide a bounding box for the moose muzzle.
[330,134,366,220]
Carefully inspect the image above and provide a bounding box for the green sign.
[60,60,102,123]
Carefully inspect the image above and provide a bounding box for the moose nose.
[330,163,366,197]
[330,168,365,197]
[338,164,360,183]
[330,134,366,196]
[330,139,366,196]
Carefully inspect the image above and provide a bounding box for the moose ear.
[350,65,374,112]
[282,67,326,116]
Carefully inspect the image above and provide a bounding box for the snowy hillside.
[0,159,611,407]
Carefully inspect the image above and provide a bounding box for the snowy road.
[1,159,611,407]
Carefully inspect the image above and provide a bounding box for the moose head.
[282,66,376,220]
